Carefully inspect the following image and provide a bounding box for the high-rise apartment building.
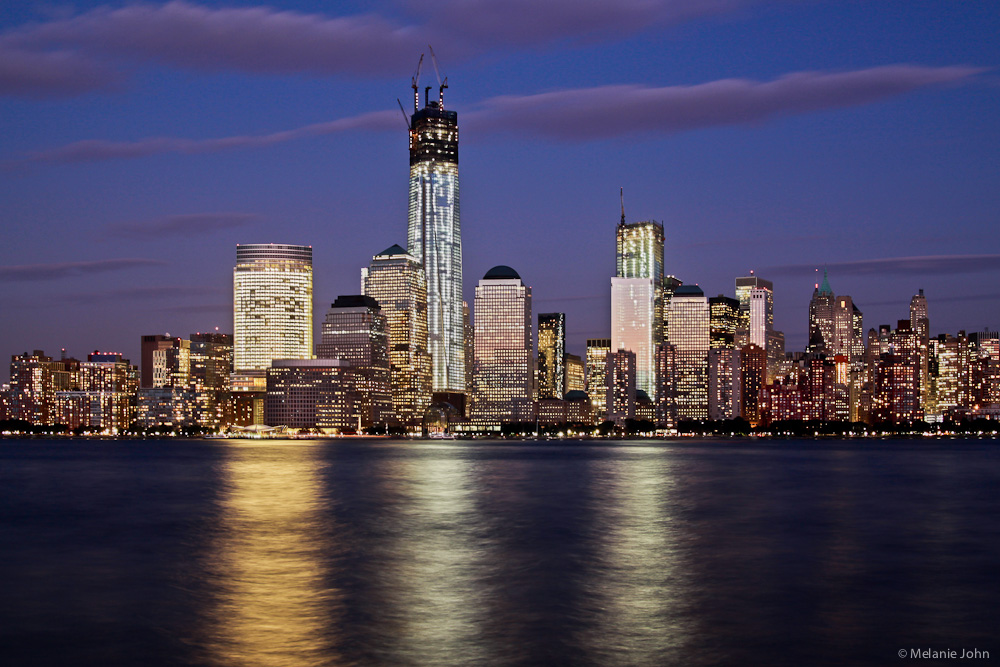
[233,244,313,372]
[471,266,533,424]
[407,79,464,393]
[606,349,637,426]
[189,332,232,428]
[666,285,710,420]
[363,244,432,426]
[538,313,566,399]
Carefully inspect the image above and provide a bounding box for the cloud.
[0,258,165,281]
[765,254,1000,277]
[0,0,778,98]
[22,109,399,163]
[58,285,224,304]
[0,47,118,97]
[108,212,259,238]
[15,65,981,164]
[401,0,761,46]
[862,292,1000,308]
[2,1,429,81]
[464,65,984,140]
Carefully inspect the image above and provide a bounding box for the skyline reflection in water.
[0,437,997,666]
[200,441,343,666]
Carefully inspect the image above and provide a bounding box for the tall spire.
[818,268,833,296]
[620,187,625,225]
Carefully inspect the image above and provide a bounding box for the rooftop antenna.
[620,187,625,225]
[411,53,424,112]
[428,45,448,107]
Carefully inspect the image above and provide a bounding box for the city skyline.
[2,1,999,369]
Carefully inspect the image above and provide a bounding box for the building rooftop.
[376,244,407,257]
[674,284,704,296]
[483,265,521,280]
[331,295,380,310]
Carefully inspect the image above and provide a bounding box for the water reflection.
[584,445,696,663]
[355,448,491,665]
[200,441,343,666]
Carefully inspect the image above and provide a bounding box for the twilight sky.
[2,0,998,372]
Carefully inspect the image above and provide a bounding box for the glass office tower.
[233,244,313,372]
[407,87,464,393]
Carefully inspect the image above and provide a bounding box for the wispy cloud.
[0,1,427,88]
[14,65,981,164]
[862,292,1000,308]
[58,285,224,304]
[0,1,779,98]
[464,65,984,140]
[765,254,1000,277]
[108,212,259,238]
[22,110,398,163]
[0,47,118,97]
[401,0,763,46]
[0,258,166,281]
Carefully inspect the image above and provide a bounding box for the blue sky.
[2,0,998,368]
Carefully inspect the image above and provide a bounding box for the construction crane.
[428,45,448,107]
[411,53,424,112]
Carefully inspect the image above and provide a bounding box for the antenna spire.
[620,187,625,225]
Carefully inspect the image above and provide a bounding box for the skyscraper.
[735,274,773,344]
[612,277,657,399]
[471,266,533,424]
[316,295,391,427]
[363,244,432,426]
[666,285,710,420]
[407,76,464,394]
[586,338,612,420]
[233,244,313,372]
[538,313,566,399]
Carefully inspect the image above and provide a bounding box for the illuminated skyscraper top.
[233,244,313,373]
[406,56,464,393]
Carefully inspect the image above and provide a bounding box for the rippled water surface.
[1,437,998,666]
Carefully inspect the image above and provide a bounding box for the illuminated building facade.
[471,266,533,424]
[666,285,710,420]
[617,219,664,344]
[233,244,313,372]
[564,353,585,394]
[709,295,739,350]
[316,295,391,427]
[407,86,464,393]
[708,347,740,420]
[363,244,432,426]
[586,338,611,420]
[265,359,364,431]
[740,344,767,425]
[190,332,233,428]
[612,277,656,399]
[606,349,637,425]
[735,274,773,343]
[538,313,566,399]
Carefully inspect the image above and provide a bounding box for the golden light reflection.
[201,441,342,667]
